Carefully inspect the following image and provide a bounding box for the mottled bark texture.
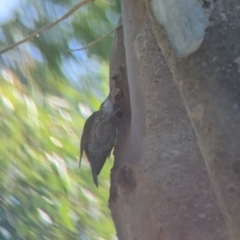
[108,4,227,240]
[146,0,240,239]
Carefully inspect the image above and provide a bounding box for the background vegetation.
[0,0,120,239]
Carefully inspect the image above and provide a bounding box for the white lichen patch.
[150,0,210,57]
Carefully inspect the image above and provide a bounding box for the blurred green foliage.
[0,0,120,239]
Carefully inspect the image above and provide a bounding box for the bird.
[79,95,117,187]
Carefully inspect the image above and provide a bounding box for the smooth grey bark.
[146,0,240,239]
[108,6,227,240]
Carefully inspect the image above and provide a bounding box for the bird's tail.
[91,164,98,187]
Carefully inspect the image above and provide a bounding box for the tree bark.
[146,0,240,239]
[108,3,227,239]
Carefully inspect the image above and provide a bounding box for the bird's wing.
[95,121,116,175]
[79,112,98,167]
[103,122,116,159]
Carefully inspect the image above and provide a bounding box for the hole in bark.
[118,165,136,192]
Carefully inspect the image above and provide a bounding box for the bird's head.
[100,95,114,114]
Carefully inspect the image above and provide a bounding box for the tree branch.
[69,24,122,52]
[0,0,93,55]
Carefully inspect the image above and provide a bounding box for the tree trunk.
[147,0,240,239]
[108,1,228,239]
